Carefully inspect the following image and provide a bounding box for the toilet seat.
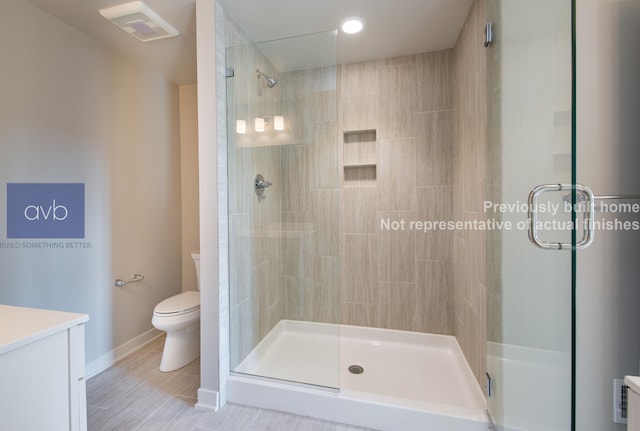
[154,291,200,316]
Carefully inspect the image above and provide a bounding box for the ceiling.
[25,0,473,84]
[219,0,473,67]
[25,0,197,85]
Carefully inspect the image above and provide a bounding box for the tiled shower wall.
[278,67,341,325]
[228,48,460,366]
[338,51,455,334]
[452,0,488,386]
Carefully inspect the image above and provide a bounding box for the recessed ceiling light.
[341,18,364,34]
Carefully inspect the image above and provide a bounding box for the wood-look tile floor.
[87,336,376,431]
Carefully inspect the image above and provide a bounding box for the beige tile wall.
[452,0,488,387]
[338,51,455,335]
[278,65,341,325]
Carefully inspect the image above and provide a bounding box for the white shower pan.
[228,320,488,431]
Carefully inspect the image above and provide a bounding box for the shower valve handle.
[254,173,272,196]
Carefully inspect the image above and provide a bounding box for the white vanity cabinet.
[0,304,89,431]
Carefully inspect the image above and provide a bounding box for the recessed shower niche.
[342,129,377,187]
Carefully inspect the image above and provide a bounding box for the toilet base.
[159,325,200,372]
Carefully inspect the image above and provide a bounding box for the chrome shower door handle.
[527,183,595,250]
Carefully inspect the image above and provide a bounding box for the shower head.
[256,69,277,88]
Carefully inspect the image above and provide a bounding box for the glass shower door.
[226,31,340,389]
[486,0,576,430]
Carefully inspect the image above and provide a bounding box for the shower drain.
[348,364,364,375]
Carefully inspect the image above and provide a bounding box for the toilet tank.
[625,376,640,431]
[191,252,201,290]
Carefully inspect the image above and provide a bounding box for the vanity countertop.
[626,376,640,395]
[0,304,89,355]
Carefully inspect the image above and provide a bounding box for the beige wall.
[452,0,487,386]
[180,84,200,291]
[108,60,182,355]
[0,0,183,373]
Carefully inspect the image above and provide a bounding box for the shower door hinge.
[484,22,493,47]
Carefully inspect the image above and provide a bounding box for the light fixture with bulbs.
[274,115,284,131]
[236,119,247,134]
[234,116,285,134]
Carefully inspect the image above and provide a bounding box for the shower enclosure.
[220,1,583,430]
[224,25,487,431]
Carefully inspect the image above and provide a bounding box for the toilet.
[152,252,201,372]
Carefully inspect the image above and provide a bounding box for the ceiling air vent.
[99,1,179,42]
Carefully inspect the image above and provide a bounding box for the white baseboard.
[195,388,220,411]
[86,328,163,378]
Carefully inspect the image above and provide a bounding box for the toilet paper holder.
[114,274,145,287]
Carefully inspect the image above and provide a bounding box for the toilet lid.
[154,291,200,315]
